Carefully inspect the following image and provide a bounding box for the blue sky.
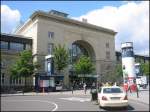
[1,1,149,56]
[1,1,125,21]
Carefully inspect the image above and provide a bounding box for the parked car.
[98,86,128,108]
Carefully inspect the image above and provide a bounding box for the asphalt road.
[1,93,149,111]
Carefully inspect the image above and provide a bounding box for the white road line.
[59,97,91,102]
[4,100,58,111]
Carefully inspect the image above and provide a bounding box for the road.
[1,92,149,111]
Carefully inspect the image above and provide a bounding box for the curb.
[1,92,91,97]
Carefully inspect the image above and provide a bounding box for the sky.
[1,1,149,56]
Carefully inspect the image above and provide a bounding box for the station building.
[13,10,116,89]
[1,10,149,91]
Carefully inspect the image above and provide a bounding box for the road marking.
[59,97,91,102]
[4,100,58,111]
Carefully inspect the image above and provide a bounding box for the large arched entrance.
[71,40,96,63]
[69,40,96,88]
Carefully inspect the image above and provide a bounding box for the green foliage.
[141,62,150,76]
[102,63,123,83]
[53,44,69,73]
[115,63,123,77]
[10,50,35,85]
[74,56,95,75]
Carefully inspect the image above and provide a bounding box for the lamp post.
[96,74,100,90]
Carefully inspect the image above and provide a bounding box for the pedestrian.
[105,82,109,86]
[92,82,96,89]
[79,82,81,90]
[91,82,95,93]
[128,85,132,93]
[83,83,87,94]
[60,81,63,93]
[70,82,74,94]
[99,82,102,88]
[114,82,117,86]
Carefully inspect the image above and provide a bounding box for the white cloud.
[1,5,21,33]
[72,1,149,56]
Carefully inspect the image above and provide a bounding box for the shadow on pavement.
[99,105,134,111]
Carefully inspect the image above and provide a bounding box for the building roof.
[0,33,32,44]
[16,10,117,35]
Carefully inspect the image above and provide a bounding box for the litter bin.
[91,89,97,101]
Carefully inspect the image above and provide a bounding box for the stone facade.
[15,10,117,83]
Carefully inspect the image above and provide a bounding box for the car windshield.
[103,88,123,93]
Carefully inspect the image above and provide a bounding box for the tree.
[74,56,95,82]
[101,63,123,83]
[10,50,35,89]
[141,62,150,76]
[53,44,69,75]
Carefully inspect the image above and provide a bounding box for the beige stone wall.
[36,17,116,75]
[15,14,116,85]
[15,19,38,62]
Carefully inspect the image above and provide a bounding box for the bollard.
[71,87,73,94]
[42,87,45,93]
[136,86,139,98]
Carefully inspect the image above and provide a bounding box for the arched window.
[71,43,89,63]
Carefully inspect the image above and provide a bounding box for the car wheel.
[99,105,104,109]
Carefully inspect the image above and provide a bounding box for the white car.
[98,86,128,108]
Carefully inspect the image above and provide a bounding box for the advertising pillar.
[121,42,137,92]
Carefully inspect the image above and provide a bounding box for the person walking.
[70,82,74,94]
[83,83,87,94]
[90,82,95,93]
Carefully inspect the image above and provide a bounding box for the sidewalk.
[1,89,91,97]
[127,89,149,105]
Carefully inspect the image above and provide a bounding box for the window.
[10,76,16,84]
[10,76,22,85]
[72,44,77,56]
[103,88,123,93]
[10,76,12,84]
[19,78,22,84]
[47,62,51,73]
[16,78,18,84]
[106,51,110,59]
[0,61,6,69]
[13,78,16,84]
[25,44,31,50]
[48,31,54,38]
[1,73,5,84]
[1,41,8,50]
[48,43,54,54]
[10,42,24,51]
[106,42,109,48]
